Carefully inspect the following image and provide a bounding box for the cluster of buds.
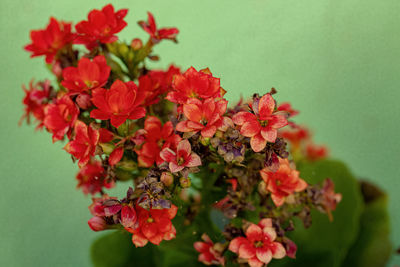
[21,4,341,266]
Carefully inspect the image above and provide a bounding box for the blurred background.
[0,0,399,266]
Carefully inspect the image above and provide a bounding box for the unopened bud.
[120,206,137,228]
[88,216,107,231]
[76,93,92,109]
[131,38,143,50]
[180,177,191,188]
[161,172,174,186]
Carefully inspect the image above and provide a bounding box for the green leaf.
[271,159,364,267]
[342,181,392,267]
[91,230,158,267]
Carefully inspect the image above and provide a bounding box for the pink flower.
[176,98,229,138]
[64,121,100,167]
[260,158,307,207]
[76,160,114,195]
[194,234,225,266]
[138,12,179,43]
[232,94,288,152]
[160,139,202,173]
[229,219,286,267]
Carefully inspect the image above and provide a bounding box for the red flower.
[160,139,202,173]
[90,80,146,128]
[75,4,128,49]
[306,143,328,161]
[277,102,299,118]
[64,121,100,167]
[127,205,178,247]
[134,116,181,167]
[280,127,309,149]
[89,194,118,217]
[194,234,225,266]
[229,219,286,267]
[43,95,79,142]
[176,98,228,138]
[232,94,288,152]
[20,80,51,128]
[24,17,74,63]
[260,158,307,206]
[138,12,179,43]
[61,55,110,94]
[138,65,180,106]
[166,67,224,104]
[76,160,114,195]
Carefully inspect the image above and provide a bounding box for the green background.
[1,0,399,266]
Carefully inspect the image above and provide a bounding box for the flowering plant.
[21,4,392,267]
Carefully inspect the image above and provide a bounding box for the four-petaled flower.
[90,80,146,128]
[134,116,181,167]
[75,4,128,49]
[229,219,286,267]
[166,67,224,104]
[24,17,75,63]
[127,205,178,247]
[194,234,225,266]
[260,158,307,206]
[138,12,179,44]
[76,160,114,195]
[160,139,202,173]
[64,121,100,167]
[176,98,228,138]
[61,55,110,94]
[43,95,79,142]
[233,94,288,152]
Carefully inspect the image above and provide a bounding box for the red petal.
[256,248,272,264]
[109,147,124,166]
[260,128,277,143]
[229,237,247,253]
[186,153,202,167]
[258,94,275,120]
[232,112,257,126]
[238,243,256,259]
[183,103,202,122]
[250,133,267,152]
[240,120,261,137]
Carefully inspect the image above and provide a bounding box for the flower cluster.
[22,4,341,267]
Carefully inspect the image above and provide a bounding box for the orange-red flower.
[321,178,342,221]
[194,234,225,266]
[134,116,181,167]
[260,158,307,206]
[25,17,74,63]
[138,65,180,106]
[75,4,128,49]
[229,219,286,267]
[61,55,110,94]
[166,67,224,104]
[20,80,51,129]
[64,121,100,167]
[280,127,309,150]
[90,80,146,128]
[138,12,179,44]
[160,139,202,173]
[43,95,79,142]
[76,160,114,195]
[306,143,328,161]
[176,98,228,138]
[233,94,288,152]
[127,205,178,247]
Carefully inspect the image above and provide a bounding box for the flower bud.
[130,38,142,50]
[120,206,137,228]
[88,216,107,231]
[99,143,114,155]
[180,177,191,188]
[76,93,92,109]
[161,172,174,186]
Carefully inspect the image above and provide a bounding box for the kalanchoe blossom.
[160,139,202,173]
[229,219,286,267]
[280,127,309,150]
[64,121,100,167]
[75,4,128,49]
[320,178,342,221]
[90,80,146,128]
[127,205,178,247]
[306,143,328,161]
[166,67,225,104]
[43,95,79,142]
[20,80,51,128]
[277,102,299,118]
[176,98,229,138]
[134,116,181,167]
[260,158,307,207]
[24,17,75,63]
[61,55,110,94]
[76,160,114,195]
[138,12,179,44]
[194,234,225,266]
[233,94,288,152]
[138,65,180,106]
